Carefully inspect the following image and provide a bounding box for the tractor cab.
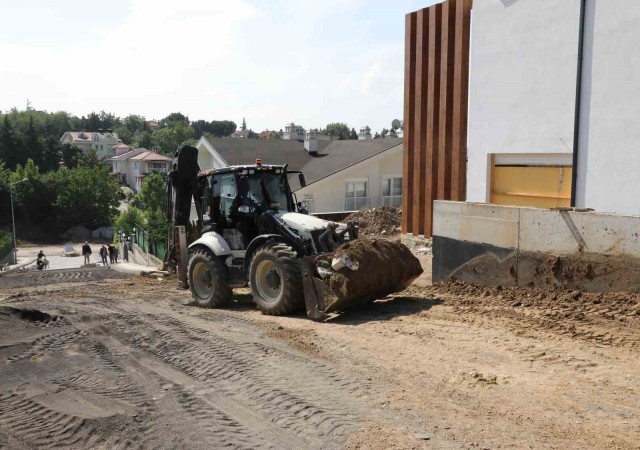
[197,162,304,252]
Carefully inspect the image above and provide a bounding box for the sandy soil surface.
[1,258,639,449]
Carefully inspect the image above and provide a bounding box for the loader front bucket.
[301,239,423,320]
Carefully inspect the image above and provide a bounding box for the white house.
[195,133,403,214]
[60,131,123,159]
[110,148,172,192]
[467,0,640,215]
[283,122,305,140]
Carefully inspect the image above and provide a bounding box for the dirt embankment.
[411,279,640,348]
[345,207,401,237]
[450,250,640,293]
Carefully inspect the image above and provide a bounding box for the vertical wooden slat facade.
[402,0,472,237]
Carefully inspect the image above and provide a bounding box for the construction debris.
[345,207,401,237]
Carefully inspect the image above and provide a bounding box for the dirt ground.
[1,258,639,449]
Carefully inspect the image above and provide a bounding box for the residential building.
[146,120,160,130]
[195,134,403,213]
[466,0,640,215]
[110,148,172,192]
[283,122,305,141]
[231,128,250,139]
[358,126,372,140]
[60,131,123,159]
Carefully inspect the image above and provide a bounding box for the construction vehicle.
[165,145,421,320]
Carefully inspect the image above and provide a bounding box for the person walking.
[82,241,92,265]
[99,245,109,266]
[108,244,115,264]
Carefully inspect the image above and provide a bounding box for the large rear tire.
[187,249,232,308]
[249,243,304,315]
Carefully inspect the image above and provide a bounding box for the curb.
[0,258,36,277]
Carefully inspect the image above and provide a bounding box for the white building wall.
[575,0,640,214]
[466,0,580,202]
[296,147,403,213]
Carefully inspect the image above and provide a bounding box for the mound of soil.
[315,238,423,311]
[345,207,401,236]
[450,250,640,293]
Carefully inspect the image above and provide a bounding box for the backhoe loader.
[165,145,421,320]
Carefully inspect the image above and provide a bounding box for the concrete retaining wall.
[128,241,163,269]
[432,201,640,285]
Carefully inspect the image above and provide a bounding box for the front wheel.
[187,249,232,308]
[249,243,304,315]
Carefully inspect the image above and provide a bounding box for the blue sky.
[0,0,437,133]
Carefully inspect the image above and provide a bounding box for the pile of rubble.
[345,207,401,236]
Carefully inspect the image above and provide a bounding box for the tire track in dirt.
[177,389,267,450]
[104,312,361,442]
[6,329,87,363]
[0,268,128,290]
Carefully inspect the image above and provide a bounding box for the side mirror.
[298,173,306,188]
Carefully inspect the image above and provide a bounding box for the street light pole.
[9,179,28,265]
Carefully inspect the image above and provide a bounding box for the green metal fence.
[133,226,167,261]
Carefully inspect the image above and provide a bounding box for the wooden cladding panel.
[402,0,472,237]
[401,12,417,234]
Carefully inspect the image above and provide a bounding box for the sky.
[0,0,438,134]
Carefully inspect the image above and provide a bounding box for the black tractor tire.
[187,248,232,308]
[249,243,304,315]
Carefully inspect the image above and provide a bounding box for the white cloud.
[0,0,257,117]
[338,76,353,95]
[359,60,384,94]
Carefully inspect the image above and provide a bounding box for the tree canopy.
[325,123,350,140]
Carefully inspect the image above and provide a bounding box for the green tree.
[349,128,358,140]
[209,120,236,137]
[114,126,133,144]
[113,206,145,242]
[380,128,389,139]
[146,207,169,242]
[61,143,82,169]
[241,117,247,131]
[270,129,283,139]
[136,172,165,213]
[373,131,381,139]
[10,159,55,227]
[0,115,21,169]
[133,130,154,149]
[24,115,44,166]
[42,137,62,172]
[152,124,193,154]
[56,165,120,228]
[160,112,189,128]
[79,149,105,168]
[325,122,350,140]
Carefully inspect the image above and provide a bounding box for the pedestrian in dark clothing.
[114,246,119,263]
[82,241,92,265]
[99,245,109,266]
[108,244,115,264]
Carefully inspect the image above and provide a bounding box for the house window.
[381,176,402,207]
[344,179,369,210]
[148,162,168,173]
[134,161,139,171]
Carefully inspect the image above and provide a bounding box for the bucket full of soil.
[312,238,423,312]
